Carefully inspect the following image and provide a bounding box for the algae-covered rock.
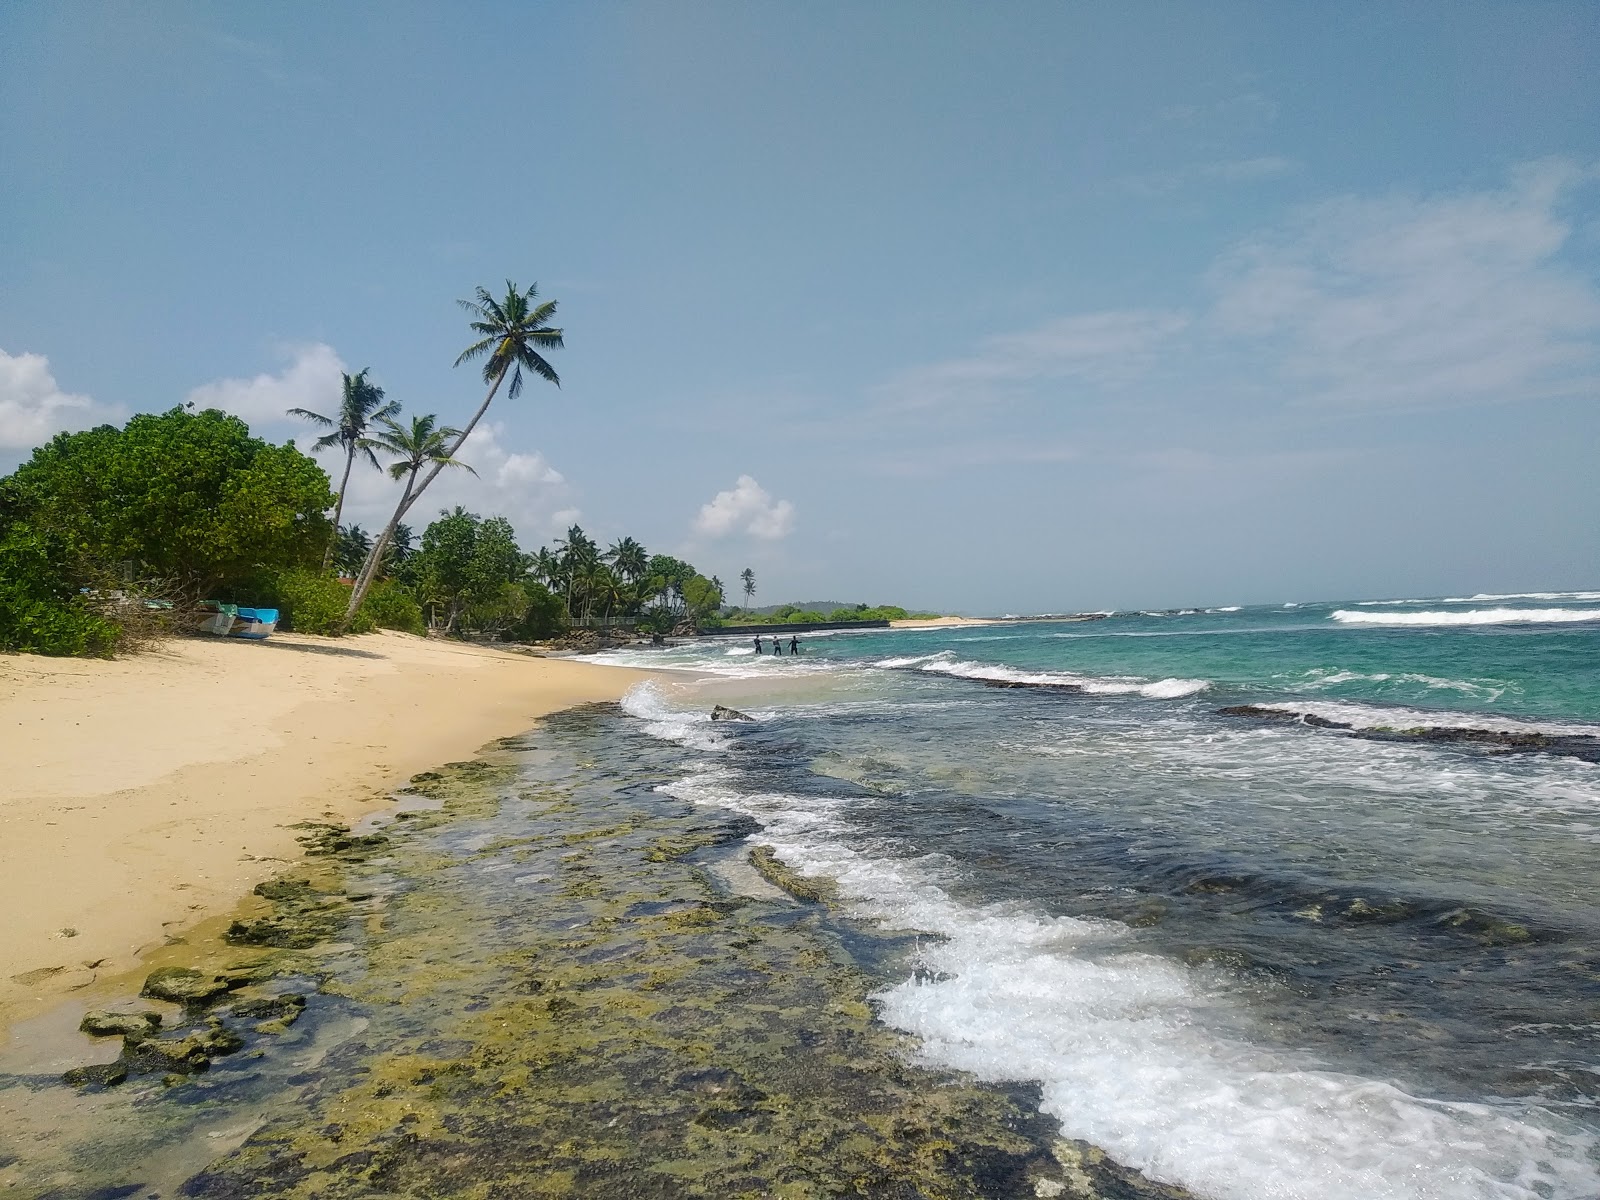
[748,843,837,903]
[79,1009,162,1039]
[63,1059,129,1088]
[125,1020,245,1075]
[140,966,234,1005]
[227,992,307,1034]
[293,822,389,858]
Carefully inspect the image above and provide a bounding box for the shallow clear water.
[594,593,1600,1200]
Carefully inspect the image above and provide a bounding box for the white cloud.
[0,348,124,449]
[1209,160,1600,409]
[328,420,577,546]
[186,342,347,425]
[694,475,795,540]
[877,310,1188,410]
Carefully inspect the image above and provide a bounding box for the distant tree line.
[0,276,934,656]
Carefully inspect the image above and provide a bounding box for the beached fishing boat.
[195,602,279,639]
[230,607,279,639]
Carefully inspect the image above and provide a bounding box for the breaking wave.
[658,766,1600,1200]
[878,653,1210,699]
[1332,608,1600,627]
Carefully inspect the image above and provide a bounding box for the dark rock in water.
[124,1020,245,1075]
[1216,705,1600,761]
[63,1059,129,1088]
[980,678,1083,692]
[226,992,307,1034]
[140,966,235,1005]
[710,705,754,722]
[1216,704,1351,729]
[79,1010,162,1040]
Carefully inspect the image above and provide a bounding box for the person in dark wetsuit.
[753,637,762,654]
[789,636,800,655]
[771,637,783,655]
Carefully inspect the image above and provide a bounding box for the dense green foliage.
[0,521,123,656]
[404,508,527,635]
[723,603,939,625]
[0,407,334,656]
[8,407,333,593]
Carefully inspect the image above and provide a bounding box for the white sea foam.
[876,653,944,669]
[1207,605,1242,613]
[1290,669,1513,702]
[1444,591,1600,603]
[912,657,1211,699]
[1332,608,1600,627]
[724,646,757,656]
[657,767,1600,1200]
[618,681,730,752]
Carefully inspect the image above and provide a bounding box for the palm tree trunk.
[323,447,356,571]
[398,366,507,522]
[343,472,415,625]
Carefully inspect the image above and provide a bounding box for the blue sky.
[2,2,1597,612]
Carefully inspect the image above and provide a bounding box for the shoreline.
[0,631,649,1029]
[0,708,1187,1199]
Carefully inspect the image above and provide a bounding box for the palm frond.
[288,407,334,427]
[453,335,497,367]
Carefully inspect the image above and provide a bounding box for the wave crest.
[1332,608,1599,627]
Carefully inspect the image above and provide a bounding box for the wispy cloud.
[877,160,1600,420]
[867,439,1081,479]
[1157,92,1279,130]
[693,475,795,540]
[1118,155,1299,197]
[1210,159,1600,409]
[875,310,1188,410]
[0,348,125,450]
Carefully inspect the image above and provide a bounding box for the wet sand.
[0,631,647,1027]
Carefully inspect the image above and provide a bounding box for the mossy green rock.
[141,966,234,1005]
[79,1009,162,1039]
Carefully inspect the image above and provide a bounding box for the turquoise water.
[594,591,1600,1200]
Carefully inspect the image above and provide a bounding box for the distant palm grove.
[0,278,932,656]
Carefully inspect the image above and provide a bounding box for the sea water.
[592,593,1600,1199]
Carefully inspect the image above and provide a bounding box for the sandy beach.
[0,632,646,1026]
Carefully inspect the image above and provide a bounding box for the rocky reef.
[1217,704,1600,762]
[23,708,1190,1199]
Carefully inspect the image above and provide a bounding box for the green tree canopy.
[411,508,528,634]
[2,406,333,595]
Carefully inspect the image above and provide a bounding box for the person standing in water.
[771,637,783,655]
[789,636,800,655]
[753,637,762,654]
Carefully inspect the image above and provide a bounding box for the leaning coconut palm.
[289,369,398,569]
[393,280,563,509]
[343,414,474,624]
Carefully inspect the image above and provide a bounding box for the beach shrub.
[0,523,122,656]
[506,580,566,642]
[233,568,361,636]
[360,578,426,635]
